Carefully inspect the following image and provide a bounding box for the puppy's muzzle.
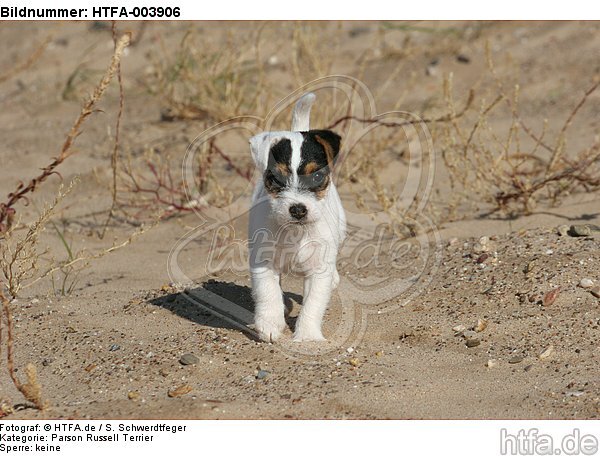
[289,203,308,220]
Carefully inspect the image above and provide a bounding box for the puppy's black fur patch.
[264,138,292,195]
[298,130,341,197]
[299,130,341,174]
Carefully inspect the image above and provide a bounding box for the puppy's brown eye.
[271,172,286,187]
[311,172,325,186]
[310,171,327,188]
[265,170,287,193]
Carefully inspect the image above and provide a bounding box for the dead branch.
[547,79,600,173]
[326,89,474,130]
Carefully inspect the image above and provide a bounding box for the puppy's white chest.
[273,226,326,275]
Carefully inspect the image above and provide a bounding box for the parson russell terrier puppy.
[248,93,346,342]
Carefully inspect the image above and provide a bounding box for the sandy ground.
[0,21,599,419]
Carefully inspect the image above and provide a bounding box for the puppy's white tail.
[291,92,316,131]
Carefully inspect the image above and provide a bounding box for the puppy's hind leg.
[251,267,286,342]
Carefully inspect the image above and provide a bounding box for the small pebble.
[565,390,584,397]
[475,319,488,333]
[425,64,438,77]
[127,391,140,401]
[466,338,480,348]
[543,288,561,306]
[486,359,498,368]
[179,353,199,365]
[346,347,354,354]
[508,356,524,364]
[168,384,192,398]
[463,330,477,339]
[109,344,120,352]
[525,259,537,274]
[579,278,594,289]
[476,253,489,264]
[539,345,555,360]
[557,225,569,236]
[452,324,466,334]
[256,370,270,380]
[349,358,360,367]
[590,287,600,298]
[568,225,591,237]
[474,236,490,253]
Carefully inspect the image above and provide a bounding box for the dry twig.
[100,22,127,238]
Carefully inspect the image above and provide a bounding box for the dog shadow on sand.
[148,280,302,339]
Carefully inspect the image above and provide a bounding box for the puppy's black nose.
[289,203,307,220]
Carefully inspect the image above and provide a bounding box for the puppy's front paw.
[293,327,326,342]
[255,316,286,343]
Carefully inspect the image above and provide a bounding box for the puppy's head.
[250,129,341,225]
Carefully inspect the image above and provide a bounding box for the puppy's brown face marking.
[276,163,290,176]
[302,161,319,175]
[314,135,335,170]
[263,138,292,196]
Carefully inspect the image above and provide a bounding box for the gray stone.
[466,338,480,348]
[256,370,270,380]
[179,353,200,365]
[568,225,591,237]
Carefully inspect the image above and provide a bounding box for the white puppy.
[248,93,346,342]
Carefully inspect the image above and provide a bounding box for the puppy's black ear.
[311,129,341,163]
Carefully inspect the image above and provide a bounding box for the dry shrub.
[146,23,365,124]
[1,288,48,411]
[116,140,252,221]
[146,26,268,122]
[290,22,342,86]
[329,85,473,237]
[1,181,76,297]
[438,44,600,218]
